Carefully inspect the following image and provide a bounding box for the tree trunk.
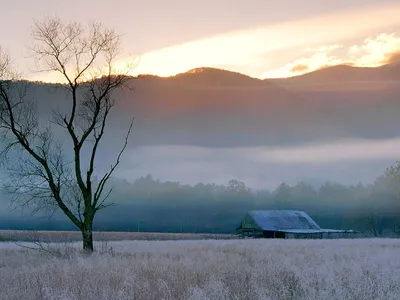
[82,224,94,252]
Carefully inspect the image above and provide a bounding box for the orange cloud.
[290,64,309,73]
[383,51,400,64]
[262,32,400,78]
[262,47,343,78]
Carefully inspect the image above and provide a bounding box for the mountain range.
[109,63,400,147]
[6,63,400,187]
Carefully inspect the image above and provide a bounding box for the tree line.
[3,166,400,237]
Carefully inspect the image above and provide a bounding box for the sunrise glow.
[24,1,400,83]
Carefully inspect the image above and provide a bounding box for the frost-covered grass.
[0,230,234,242]
[0,239,399,300]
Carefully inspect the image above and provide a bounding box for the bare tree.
[0,18,133,252]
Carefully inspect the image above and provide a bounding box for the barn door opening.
[263,231,285,239]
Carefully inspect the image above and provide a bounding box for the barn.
[236,210,355,239]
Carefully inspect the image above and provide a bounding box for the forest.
[2,161,400,237]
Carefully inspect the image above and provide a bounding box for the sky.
[1,0,400,81]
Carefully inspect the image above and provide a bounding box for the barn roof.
[248,210,321,231]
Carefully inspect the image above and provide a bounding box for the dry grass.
[0,238,399,300]
[0,230,234,243]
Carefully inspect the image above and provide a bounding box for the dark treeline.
[2,164,400,237]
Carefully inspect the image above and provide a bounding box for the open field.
[0,230,235,242]
[0,239,399,300]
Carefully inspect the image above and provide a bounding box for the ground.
[0,234,399,300]
[0,230,234,242]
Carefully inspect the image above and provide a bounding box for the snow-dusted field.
[0,230,235,242]
[0,239,399,300]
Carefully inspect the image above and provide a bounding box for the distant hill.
[22,63,400,148]
[271,63,400,86]
[112,63,400,147]
[170,67,265,87]
[2,63,400,190]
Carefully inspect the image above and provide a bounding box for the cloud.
[306,45,343,53]
[262,32,400,78]
[349,33,400,67]
[383,51,400,64]
[290,64,309,73]
[262,46,344,78]
[113,138,400,189]
[145,138,400,165]
[115,2,400,79]
[253,138,400,163]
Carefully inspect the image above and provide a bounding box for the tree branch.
[93,119,133,209]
